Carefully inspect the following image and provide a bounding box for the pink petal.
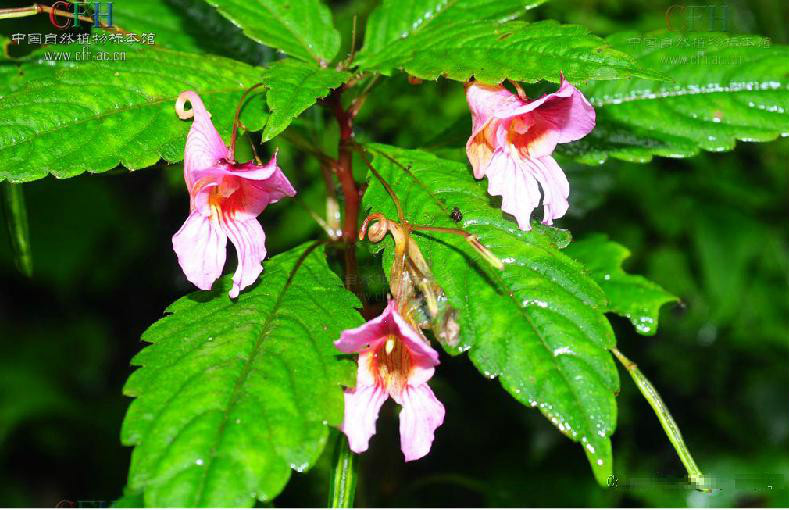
[234,170,297,219]
[341,382,388,454]
[526,156,570,225]
[228,152,285,179]
[334,300,399,353]
[356,351,379,387]
[507,77,596,160]
[405,363,436,388]
[202,155,297,220]
[334,302,440,369]
[251,159,297,204]
[197,155,277,182]
[392,308,440,368]
[465,83,518,179]
[466,130,495,179]
[177,91,230,189]
[172,211,227,291]
[528,76,596,144]
[218,216,266,299]
[466,80,562,123]
[485,150,541,231]
[183,176,219,216]
[465,82,523,132]
[396,384,445,462]
[336,313,384,354]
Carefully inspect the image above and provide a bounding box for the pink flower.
[172,91,296,298]
[465,75,595,230]
[335,301,445,461]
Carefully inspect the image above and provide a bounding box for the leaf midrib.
[193,249,318,506]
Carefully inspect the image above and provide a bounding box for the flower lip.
[335,300,440,367]
[369,333,413,394]
[337,300,445,461]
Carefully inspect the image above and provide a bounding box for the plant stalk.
[2,182,33,277]
[612,347,709,492]
[328,434,357,508]
[323,85,365,509]
[326,87,365,304]
[327,88,359,244]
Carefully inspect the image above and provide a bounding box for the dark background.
[1,0,788,507]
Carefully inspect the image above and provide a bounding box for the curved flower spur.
[465,74,596,230]
[172,90,296,299]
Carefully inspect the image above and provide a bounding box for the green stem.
[2,182,33,277]
[612,348,709,492]
[328,433,357,507]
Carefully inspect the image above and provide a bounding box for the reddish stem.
[327,87,359,245]
[326,87,369,311]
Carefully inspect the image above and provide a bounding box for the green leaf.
[361,144,619,485]
[200,0,341,64]
[355,19,657,83]
[111,0,272,65]
[0,42,266,183]
[356,0,548,63]
[565,234,677,336]
[260,59,349,142]
[121,243,361,506]
[562,32,789,164]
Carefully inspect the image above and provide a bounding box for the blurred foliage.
[1,0,787,507]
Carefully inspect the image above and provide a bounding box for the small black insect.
[450,207,463,223]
